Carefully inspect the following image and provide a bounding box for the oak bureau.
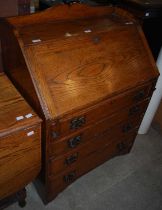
[1,3,159,203]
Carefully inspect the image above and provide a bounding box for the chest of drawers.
[1,3,159,203]
[116,0,162,59]
[0,73,42,200]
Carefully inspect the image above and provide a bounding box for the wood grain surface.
[0,73,42,199]
[23,22,158,119]
[0,73,41,137]
[1,4,159,203]
[49,99,149,157]
[0,126,41,199]
[47,131,137,202]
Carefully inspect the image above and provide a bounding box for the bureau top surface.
[8,4,159,120]
[0,74,41,137]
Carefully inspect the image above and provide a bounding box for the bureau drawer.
[51,84,152,140]
[49,100,148,157]
[47,133,136,202]
[49,125,138,176]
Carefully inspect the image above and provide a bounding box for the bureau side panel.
[1,20,43,118]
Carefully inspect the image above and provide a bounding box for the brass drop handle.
[51,131,59,139]
[64,171,76,183]
[134,90,145,102]
[65,153,78,165]
[129,105,140,116]
[122,123,133,133]
[70,117,85,130]
[68,135,81,148]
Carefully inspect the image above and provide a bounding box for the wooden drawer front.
[49,100,149,157]
[51,84,152,140]
[47,133,136,202]
[0,125,41,199]
[49,124,138,177]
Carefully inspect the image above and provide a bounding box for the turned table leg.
[17,188,27,208]
[0,188,27,210]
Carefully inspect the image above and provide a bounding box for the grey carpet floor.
[6,127,162,210]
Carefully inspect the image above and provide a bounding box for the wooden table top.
[0,73,41,137]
